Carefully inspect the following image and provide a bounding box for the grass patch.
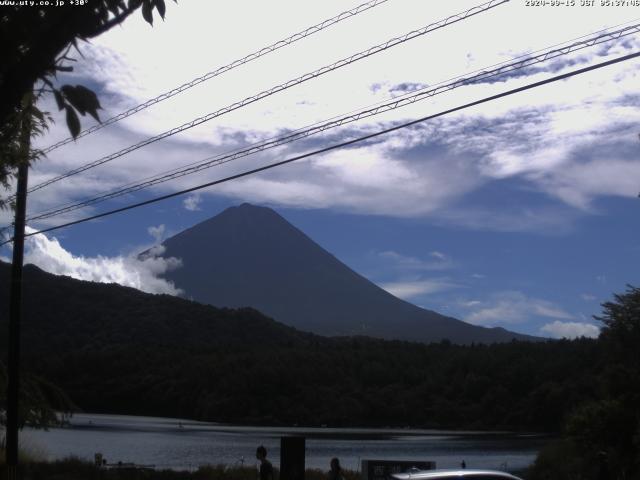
[0,434,49,465]
[0,459,361,480]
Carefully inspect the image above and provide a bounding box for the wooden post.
[5,97,31,480]
[280,437,306,480]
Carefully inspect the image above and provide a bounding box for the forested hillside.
[1,262,599,431]
[30,338,599,431]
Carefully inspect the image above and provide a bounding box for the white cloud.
[183,194,202,211]
[209,139,485,218]
[581,293,597,301]
[147,224,166,243]
[462,291,574,326]
[540,321,600,339]
[18,227,183,295]
[533,156,640,210]
[380,279,458,300]
[466,302,526,326]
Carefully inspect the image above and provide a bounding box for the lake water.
[22,413,549,472]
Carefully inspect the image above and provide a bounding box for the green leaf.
[71,38,84,58]
[54,90,65,111]
[73,85,102,122]
[142,0,153,25]
[61,85,85,115]
[107,1,120,16]
[153,0,165,19]
[32,106,45,123]
[65,106,81,139]
[61,85,102,122]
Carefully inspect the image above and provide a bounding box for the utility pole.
[5,96,31,480]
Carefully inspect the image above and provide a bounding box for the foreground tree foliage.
[0,0,172,207]
[529,286,640,480]
[0,361,74,430]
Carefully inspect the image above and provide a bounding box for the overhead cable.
[25,22,640,223]
[23,0,510,196]
[41,0,393,154]
[2,49,637,246]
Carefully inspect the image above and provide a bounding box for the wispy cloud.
[433,203,581,235]
[380,278,458,300]
[372,248,458,301]
[377,250,454,272]
[461,291,574,326]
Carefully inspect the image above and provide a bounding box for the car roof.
[391,470,522,480]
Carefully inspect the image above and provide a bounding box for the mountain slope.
[160,203,537,344]
[0,261,311,354]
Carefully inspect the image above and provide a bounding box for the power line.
[40,0,393,154]
[3,49,637,246]
[1,20,635,237]
[24,22,640,223]
[22,0,509,197]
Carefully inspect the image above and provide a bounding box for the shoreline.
[18,413,546,474]
[56,412,553,438]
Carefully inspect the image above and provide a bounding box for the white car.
[391,469,524,480]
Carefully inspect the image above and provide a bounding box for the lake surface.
[23,413,549,472]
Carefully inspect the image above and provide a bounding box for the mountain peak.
[206,202,288,226]
[229,202,274,214]
[165,203,292,247]
[237,202,267,210]
[159,204,537,344]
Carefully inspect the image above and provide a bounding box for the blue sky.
[1,0,639,338]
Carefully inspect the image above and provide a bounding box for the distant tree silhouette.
[530,286,640,480]
[597,285,640,362]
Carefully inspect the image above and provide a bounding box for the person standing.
[328,457,345,480]
[256,445,274,480]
